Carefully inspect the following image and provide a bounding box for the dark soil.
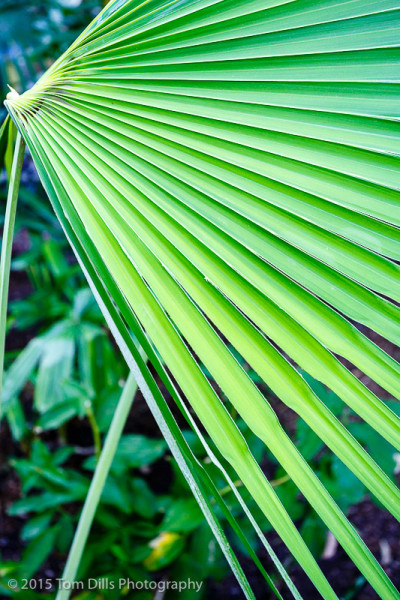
[210,499,400,600]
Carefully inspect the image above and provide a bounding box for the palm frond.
[4,1,400,598]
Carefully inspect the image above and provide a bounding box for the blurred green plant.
[0,432,219,599]
[3,238,127,446]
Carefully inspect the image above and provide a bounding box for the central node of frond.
[4,68,69,128]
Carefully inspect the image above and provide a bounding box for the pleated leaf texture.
[5,1,400,598]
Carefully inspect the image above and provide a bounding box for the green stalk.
[0,133,25,415]
[56,371,138,600]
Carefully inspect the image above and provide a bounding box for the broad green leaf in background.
[3,0,400,598]
[34,333,75,412]
[19,526,59,580]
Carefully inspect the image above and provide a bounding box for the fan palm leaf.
[3,0,400,598]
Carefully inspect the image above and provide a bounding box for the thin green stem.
[0,133,25,416]
[56,371,138,600]
[218,474,290,497]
